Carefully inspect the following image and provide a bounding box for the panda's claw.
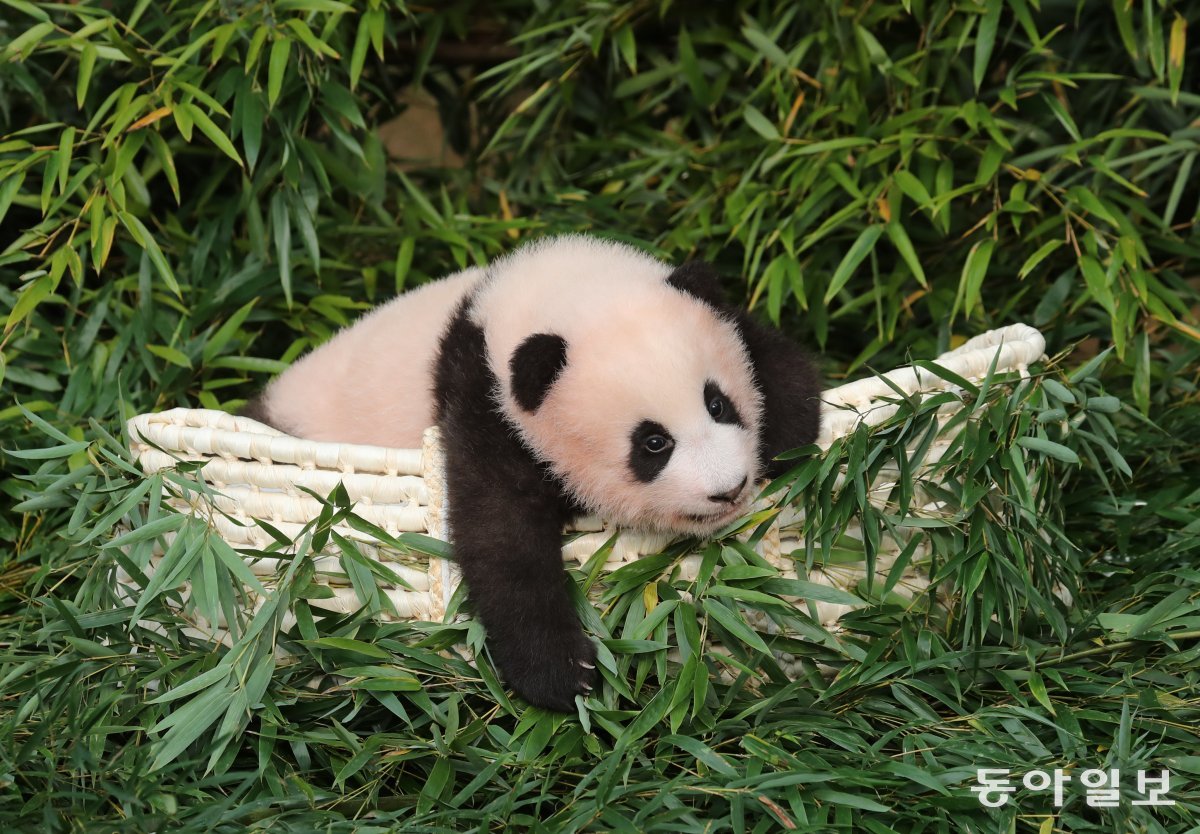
[493,624,598,712]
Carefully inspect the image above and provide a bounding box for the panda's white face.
[621,379,759,534]
[506,292,764,536]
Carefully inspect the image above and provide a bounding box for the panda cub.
[244,235,820,711]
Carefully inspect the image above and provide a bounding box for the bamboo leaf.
[0,0,49,21]
[1111,0,1139,60]
[268,38,291,108]
[5,273,56,335]
[1042,93,1082,142]
[885,221,927,288]
[145,344,193,368]
[893,170,932,208]
[202,299,257,363]
[180,102,243,167]
[1018,240,1063,279]
[1079,255,1115,316]
[148,132,180,203]
[956,238,995,320]
[239,79,264,171]
[3,21,54,60]
[0,171,25,229]
[742,25,790,67]
[275,0,353,11]
[743,105,779,141]
[285,18,340,59]
[973,0,1002,91]
[1168,14,1186,104]
[824,225,883,304]
[270,189,292,306]
[350,12,372,90]
[702,599,772,655]
[1016,436,1080,464]
[118,211,181,298]
[615,24,637,74]
[298,637,391,659]
[55,129,74,194]
[149,685,234,771]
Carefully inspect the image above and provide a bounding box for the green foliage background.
[1,0,1199,830]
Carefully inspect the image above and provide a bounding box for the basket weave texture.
[125,324,1045,642]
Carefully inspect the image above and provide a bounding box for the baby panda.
[244,235,820,711]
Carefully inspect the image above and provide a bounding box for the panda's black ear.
[667,261,730,309]
[510,333,569,412]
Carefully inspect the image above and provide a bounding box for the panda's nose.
[708,477,747,504]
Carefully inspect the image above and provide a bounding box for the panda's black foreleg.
[434,307,597,712]
[442,469,597,712]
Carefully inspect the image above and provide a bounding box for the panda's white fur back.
[257,266,482,447]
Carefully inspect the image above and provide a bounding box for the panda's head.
[504,285,763,536]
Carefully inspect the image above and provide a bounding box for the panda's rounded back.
[258,266,483,448]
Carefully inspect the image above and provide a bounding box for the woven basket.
[124,324,1045,650]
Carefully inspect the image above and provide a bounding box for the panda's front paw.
[492,626,598,712]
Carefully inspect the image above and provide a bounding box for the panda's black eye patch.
[629,420,674,483]
[704,381,743,427]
